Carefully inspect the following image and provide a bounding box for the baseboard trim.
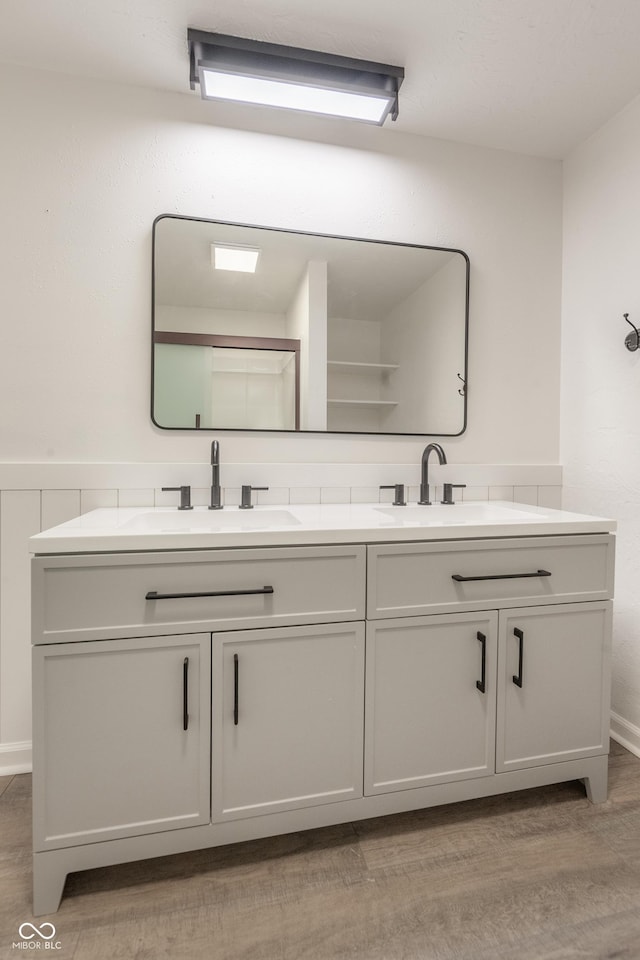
[610,712,640,759]
[0,741,32,775]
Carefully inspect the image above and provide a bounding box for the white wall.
[0,63,564,771]
[0,63,562,466]
[155,304,287,337]
[562,93,640,756]
[381,256,466,434]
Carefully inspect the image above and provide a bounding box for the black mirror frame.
[151,214,469,437]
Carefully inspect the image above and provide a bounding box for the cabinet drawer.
[32,545,366,643]
[367,535,614,619]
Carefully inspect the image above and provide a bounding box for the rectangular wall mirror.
[152,215,469,436]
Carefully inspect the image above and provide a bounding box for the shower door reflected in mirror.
[152,215,469,436]
[154,332,300,430]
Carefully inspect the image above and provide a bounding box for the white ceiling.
[4,0,640,158]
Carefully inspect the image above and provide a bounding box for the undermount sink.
[374,502,542,524]
[122,508,300,532]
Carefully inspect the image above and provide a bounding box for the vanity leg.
[582,755,609,804]
[33,854,67,916]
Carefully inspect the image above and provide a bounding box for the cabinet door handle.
[233,653,239,726]
[513,628,524,688]
[183,657,189,731]
[452,570,551,583]
[476,631,486,693]
[146,586,274,600]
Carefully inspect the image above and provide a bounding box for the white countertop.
[29,501,616,554]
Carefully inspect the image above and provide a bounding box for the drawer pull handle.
[452,569,551,583]
[183,657,189,731]
[146,586,274,600]
[513,627,524,688]
[476,631,486,693]
[233,653,239,726]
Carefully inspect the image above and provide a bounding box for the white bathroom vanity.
[29,500,615,914]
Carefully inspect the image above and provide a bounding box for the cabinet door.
[365,612,498,796]
[33,634,211,850]
[496,602,612,772]
[212,622,365,821]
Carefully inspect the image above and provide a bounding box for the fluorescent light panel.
[188,30,403,125]
[212,244,260,273]
[201,69,392,123]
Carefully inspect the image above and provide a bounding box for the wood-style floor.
[2,742,640,960]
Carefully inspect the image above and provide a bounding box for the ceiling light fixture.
[211,243,260,273]
[188,29,404,125]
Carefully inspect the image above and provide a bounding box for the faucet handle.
[162,486,193,510]
[441,483,466,505]
[239,485,269,509]
[380,484,406,506]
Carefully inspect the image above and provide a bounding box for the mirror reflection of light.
[201,70,391,123]
[211,244,260,273]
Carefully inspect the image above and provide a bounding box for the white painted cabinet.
[32,544,366,643]
[32,634,211,851]
[212,622,365,820]
[496,602,612,775]
[365,612,498,795]
[365,601,611,802]
[30,532,614,915]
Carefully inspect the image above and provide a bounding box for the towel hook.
[457,373,466,396]
[624,313,640,352]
